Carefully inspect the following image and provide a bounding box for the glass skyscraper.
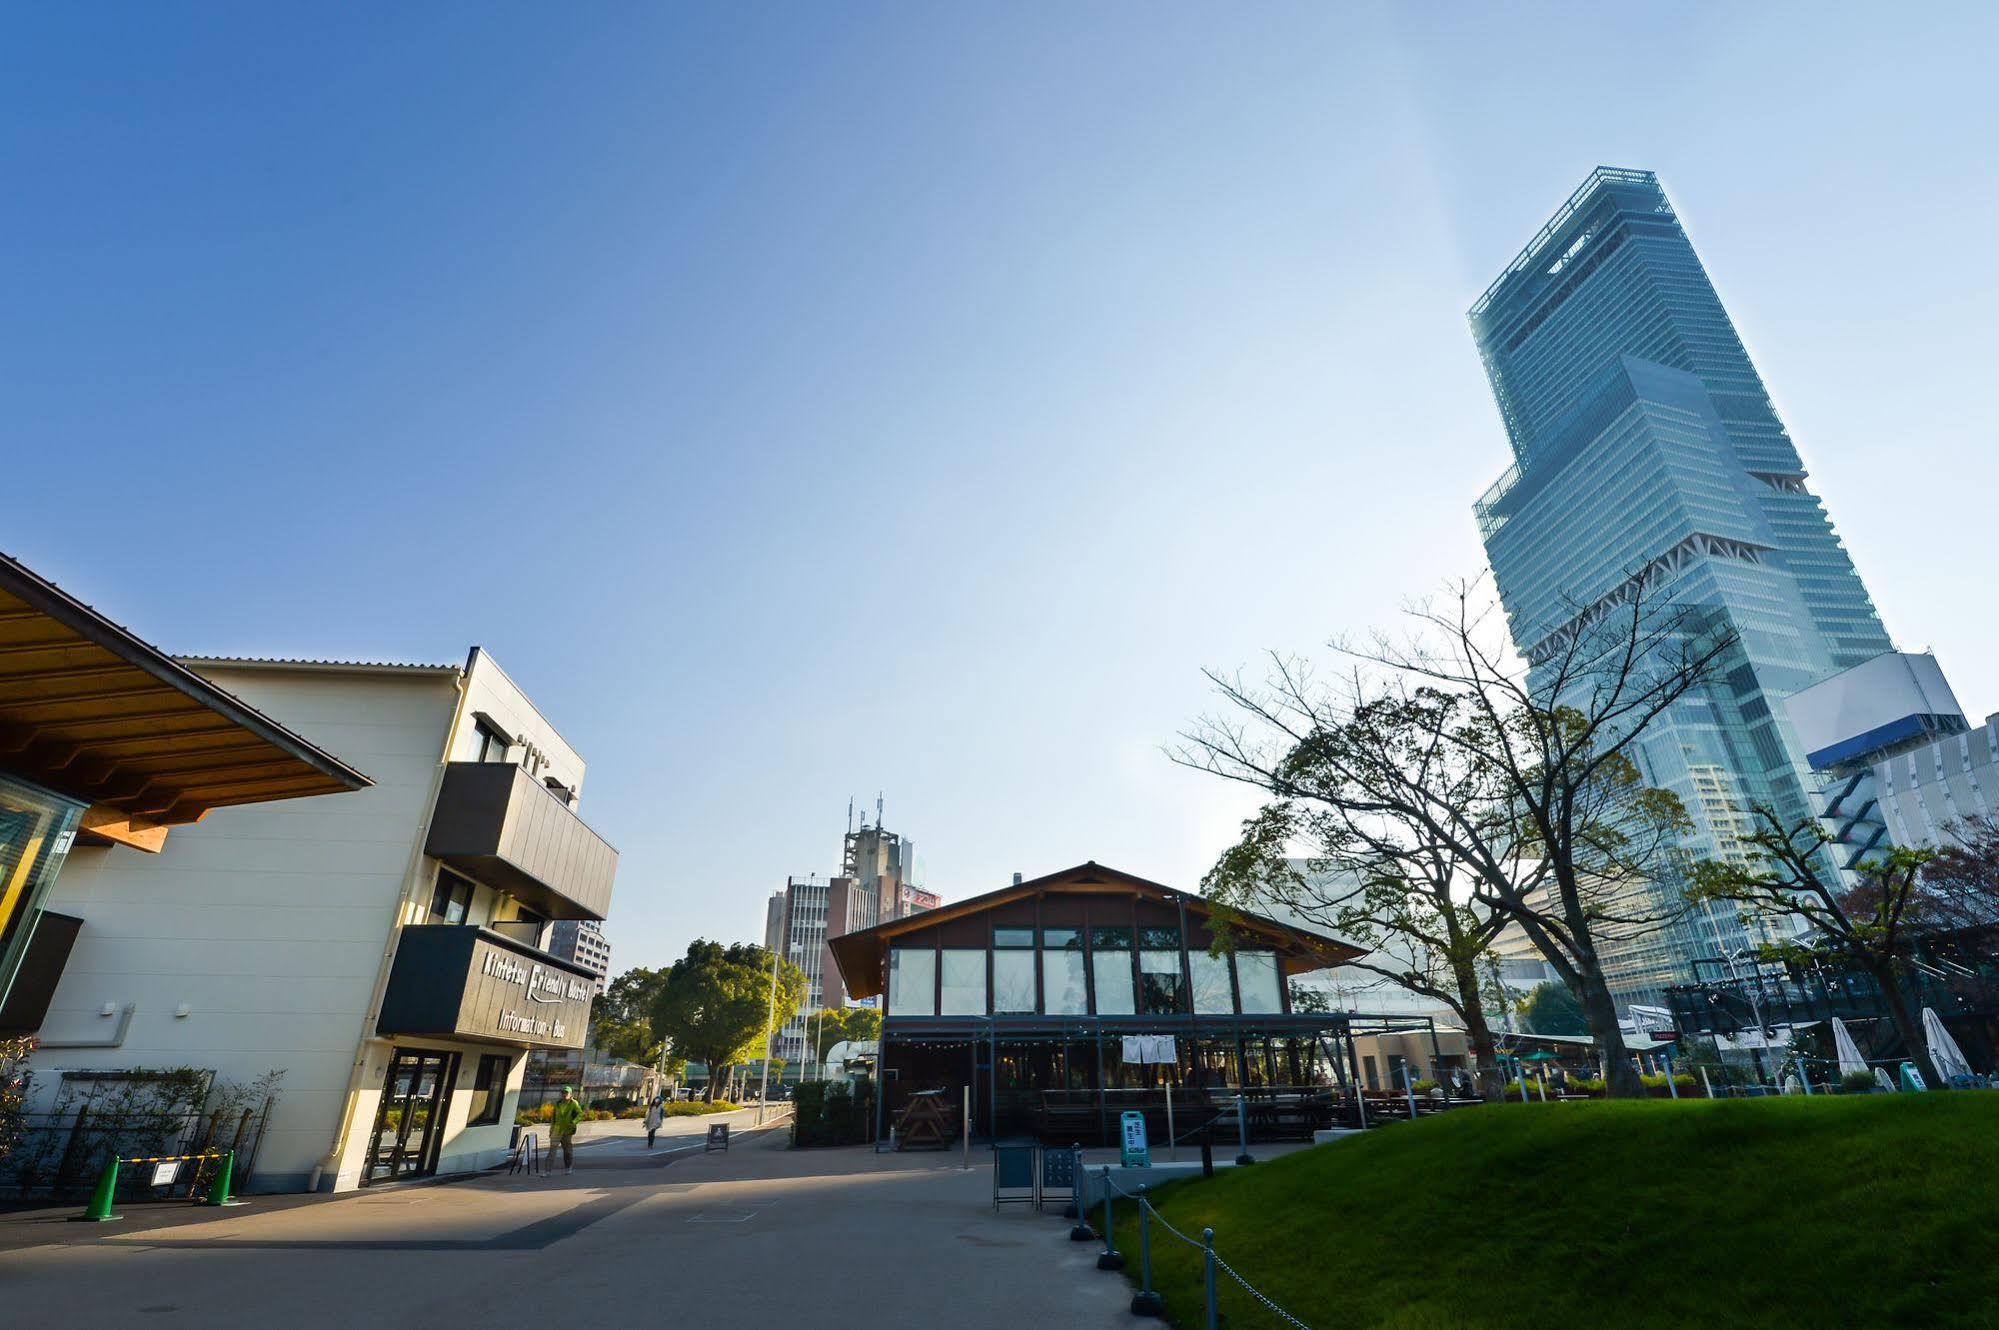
[1470,168,1893,1002]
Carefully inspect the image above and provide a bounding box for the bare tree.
[1689,806,1944,1088]
[1197,700,1512,1100]
[1180,575,1734,1099]
[1921,814,1999,933]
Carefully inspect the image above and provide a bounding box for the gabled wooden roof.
[0,552,372,849]
[828,860,1362,1000]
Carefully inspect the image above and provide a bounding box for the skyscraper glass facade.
[1470,168,1893,1002]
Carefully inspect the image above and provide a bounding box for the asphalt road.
[0,1115,1135,1329]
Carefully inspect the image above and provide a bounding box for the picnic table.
[895,1091,958,1150]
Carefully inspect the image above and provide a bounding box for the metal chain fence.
[1089,1162,1314,1330]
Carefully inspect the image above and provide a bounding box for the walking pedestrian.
[645,1096,663,1150]
[551,1085,584,1174]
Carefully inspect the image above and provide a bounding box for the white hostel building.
[31,648,618,1191]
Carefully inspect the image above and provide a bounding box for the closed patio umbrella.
[1830,1018,1868,1079]
[1922,1008,1975,1083]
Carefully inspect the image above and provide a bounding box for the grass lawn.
[1109,1096,1999,1329]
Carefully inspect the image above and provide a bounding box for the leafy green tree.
[591,966,670,1064]
[649,941,805,1102]
[1518,981,1588,1036]
[1689,807,1943,1088]
[810,1005,882,1063]
[1202,764,1512,1101]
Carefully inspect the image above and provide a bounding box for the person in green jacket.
[550,1085,584,1174]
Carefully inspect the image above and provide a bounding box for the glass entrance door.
[366,1049,455,1184]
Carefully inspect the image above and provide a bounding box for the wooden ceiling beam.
[2,682,174,709]
[0,637,98,658]
[20,705,214,733]
[125,754,299,783]
[75,805,171,853]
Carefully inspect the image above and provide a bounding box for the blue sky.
[6,4,1996,971]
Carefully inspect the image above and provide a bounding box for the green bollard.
[71,1156,124,1223]
[196,1151,248,1207]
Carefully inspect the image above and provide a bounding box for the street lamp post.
[756,944,779,1125]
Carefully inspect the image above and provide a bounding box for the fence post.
[56,1103,92,1195]
[1700,1066,1715,1099]
[1063,1143,1082,1221]
[1663,1053,1679,1100]
[1068,1147,1095,1242]
[1130,1185,1163,1317]
[1233,1094,1254,1166]
[1202,1227,1219,1330]
[1096,1166,1125,1270]
[1402,1063,1419,1118]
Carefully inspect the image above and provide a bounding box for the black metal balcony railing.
[424,763,617,921]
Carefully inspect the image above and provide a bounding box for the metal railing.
[5,1101,271,1198]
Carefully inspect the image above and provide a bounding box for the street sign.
[706,1122,730,1151]
[151,1160,178,1187]
[1119,1111,1150,1168]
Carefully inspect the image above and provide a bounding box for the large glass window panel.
[1139,950,1184,1014]
[888,948,936,1016]
[1189,951,1234,1014]
[993,927,1035,948]
[1235,952,1282,1014]
[993,950,1036,1013]
[1043,947,1087,1015]
[1093,950,1134,1015]
[0,774,84,1007]
[939,949,987,1015]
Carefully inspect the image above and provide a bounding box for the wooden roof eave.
[825,861,1366,1002]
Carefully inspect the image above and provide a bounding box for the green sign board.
[1119,1110,1150,1168]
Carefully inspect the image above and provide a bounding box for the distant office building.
[762,890,787,954]
[549,919,612,995]
[764,806,938,1073]
[771,872,893,1067]
[1784,651,1998,858]
[845,814,924,924]
[1470,167,1895,1002]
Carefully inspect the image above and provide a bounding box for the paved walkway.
[0,1123,1134,1328]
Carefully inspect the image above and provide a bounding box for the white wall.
[455,648,586,795]
[33,665,461,1193]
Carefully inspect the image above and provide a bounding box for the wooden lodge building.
[828,862,1446,1146]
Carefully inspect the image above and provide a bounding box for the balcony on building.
[377,924,596,1052]
[423,761,617,922]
